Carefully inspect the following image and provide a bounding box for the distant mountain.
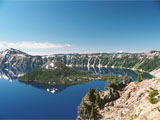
[0,48,28,57]
[0,48,47,72]
[0,48,160,75]
[50,51,160,72]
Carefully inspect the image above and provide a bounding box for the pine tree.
[123,74,128,85]
[123,73,128,81]
[80,97,85,106]
[140,73,144,80]
[105,76,111,89]
[90,106,94,119]
[106,76,111,85]
[136,73,141,82]
[87,88,92,100]
[136,73,143,82]
[80,97,87,109]
[112,76,118,86]
[95,88,100,107]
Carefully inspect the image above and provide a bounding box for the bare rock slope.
[100,79,160,120]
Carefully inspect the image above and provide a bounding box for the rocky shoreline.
[77,78,160,120]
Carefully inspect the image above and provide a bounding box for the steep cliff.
[77,78,160,120]
[52,51,160,72]
[100,78,160,120]
[1,49,160,73]
[0,48,47,71]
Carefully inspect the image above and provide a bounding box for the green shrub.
[156,107,160,112]
[148,87,159,104]
[136,73,143,83]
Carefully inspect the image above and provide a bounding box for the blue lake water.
[0,78,106,119]
[0,67,151,119]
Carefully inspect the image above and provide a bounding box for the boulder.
[100,87,120,106]
[77,106,90,120]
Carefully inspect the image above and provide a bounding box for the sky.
[0,0,160,55]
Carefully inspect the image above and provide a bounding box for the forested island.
[18,62,107,85]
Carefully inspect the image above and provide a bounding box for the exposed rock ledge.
[100,78,160,120]
[77,78,160,120]
[150,68,160,78]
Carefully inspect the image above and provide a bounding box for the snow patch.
[1,50,8,57]
[46,88,58,94]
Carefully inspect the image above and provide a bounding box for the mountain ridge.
[0,48,160,74]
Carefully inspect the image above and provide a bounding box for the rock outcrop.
[99,78,160,120]
[99,88,120,106]
[77,87,121,120]
[77,79,160,120]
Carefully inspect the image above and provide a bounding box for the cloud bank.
[0,42,71,49]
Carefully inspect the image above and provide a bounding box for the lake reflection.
[0,67,152,119]
[0,66,151,94]
[73,67,139,79]
[0,78,105,119]
[20,81,68,94]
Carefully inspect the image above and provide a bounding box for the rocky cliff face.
[77,79,160,120]
[52,51,160,72]
[0,48,160,76]
[0,48,48,72]
[100,79,160,120]
[77,84,124,120]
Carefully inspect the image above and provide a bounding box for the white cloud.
[117,50,123,53]
[27,51,55,56]
[0,42,71,49]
